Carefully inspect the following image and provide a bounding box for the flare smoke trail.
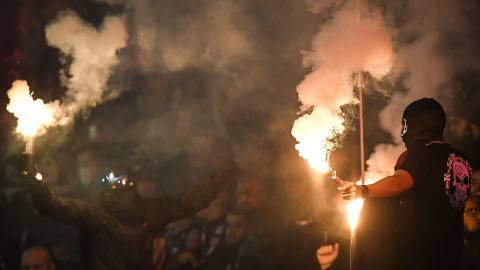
[292,0,395,172]
[46,9,128,117]
[365,0,480,182]
[7,0,480,190]
[6,9,128,136]
[296,0,480,182]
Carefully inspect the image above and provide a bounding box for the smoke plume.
[365,0,480,181]
[45,9,128,117]
[292,0,395,172]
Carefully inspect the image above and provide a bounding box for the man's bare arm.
[338,169,413,200]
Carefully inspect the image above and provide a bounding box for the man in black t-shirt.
[339,98,473,270]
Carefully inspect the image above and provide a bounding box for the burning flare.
[292,107,345,172]
[329,170,364,230]
[6,80,57,137]
[347,199,364,230]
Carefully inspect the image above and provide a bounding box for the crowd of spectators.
[2,1,480,270]
[0,2,351,269]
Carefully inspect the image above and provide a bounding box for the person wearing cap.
[339,98,473,270]
[24,161,238,270]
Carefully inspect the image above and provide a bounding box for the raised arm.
[27,175,98,231]
[146,159,238,227]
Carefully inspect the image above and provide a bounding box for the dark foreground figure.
[340,98,473,270]
[24,162,237,270]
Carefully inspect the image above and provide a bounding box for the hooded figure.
[401,97,446,150]
[343,98,473,270]
[25,160,238,270]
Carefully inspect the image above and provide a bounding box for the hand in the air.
[317,243,339,269]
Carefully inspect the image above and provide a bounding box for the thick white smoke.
[46,9,128,117]
[365,0,480,182]
[292,0,395,172]
[7,9,128,138]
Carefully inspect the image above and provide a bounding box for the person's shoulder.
[404,145,429,160]
[445,143,468,155]
[436,143,471,161]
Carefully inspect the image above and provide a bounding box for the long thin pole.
[356,0,365,185]
[359,74,365,185]
[352,2,365,270]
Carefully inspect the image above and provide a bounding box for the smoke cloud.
[45,9,128,117]
[365,0,480,181]
[292,0,395,172]
[288,0,480,182]
[115,0,254,74]
[6,0,480,196]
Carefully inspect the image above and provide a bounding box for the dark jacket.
[27,171,233,270]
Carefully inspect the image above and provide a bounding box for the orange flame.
[347,199,364,230]
[292,107,345,172]
[6,80,57,137]
[295,141,330,172]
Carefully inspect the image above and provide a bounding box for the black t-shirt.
[397,143,473,270]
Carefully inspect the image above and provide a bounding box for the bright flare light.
[292,107,345,172]
[6,80,56,137]
[347,199,364,230]
[295,140,330,172]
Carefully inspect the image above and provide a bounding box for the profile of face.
[464,198,480,235]
[225,214,248,246]
[236,178,268,213]
[21,247,56,270]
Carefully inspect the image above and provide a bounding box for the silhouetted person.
[203,209,249,270]
[24,161,238,270]
[234,173,292,270]
[340,98,473,270]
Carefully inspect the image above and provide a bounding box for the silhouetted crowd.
[2,1,480,270]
